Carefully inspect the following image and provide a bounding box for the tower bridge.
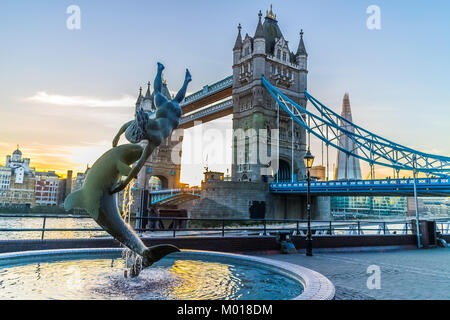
[135,6,450,223]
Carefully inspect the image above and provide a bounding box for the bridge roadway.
[180,76,232,113]
[179,99,232,129]
[179,76,233,128]
[270,177,450,197]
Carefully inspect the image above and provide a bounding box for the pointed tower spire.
[135,86,143,106]
[161,77,171,100]
[254,10,264,39]
[266,4,277,21]
[233,23,243,50]
[341,93,353,122]
[296,29,307,56]
[144,81,152,100]
[334,92,362,180]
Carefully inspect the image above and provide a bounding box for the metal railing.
[272,177,450,188]
[149,188,201,195]
[149,188,201,205]
[0,214,449,240]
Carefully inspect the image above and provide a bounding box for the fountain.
[0,63,335,300]
[0,248,335,300]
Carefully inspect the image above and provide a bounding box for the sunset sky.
[1,0,449,185]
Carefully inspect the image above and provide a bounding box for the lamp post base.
[306,237,313,256]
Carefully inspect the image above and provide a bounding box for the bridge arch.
[139,162,180,190]
[275,158,291,182]
[146,175,169,190]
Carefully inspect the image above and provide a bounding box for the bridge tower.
[231,7,308,183]
[135,81,183,191]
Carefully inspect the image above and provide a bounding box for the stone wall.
[189,181,271,219]
[187,180,331,221]
[270,195,331,220]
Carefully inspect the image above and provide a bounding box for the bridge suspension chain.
[261,76,450,177]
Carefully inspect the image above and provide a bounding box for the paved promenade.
[257,247,450,300]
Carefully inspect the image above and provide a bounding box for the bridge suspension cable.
[261,76,450,177]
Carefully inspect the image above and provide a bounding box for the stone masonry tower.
[231,6,308,183]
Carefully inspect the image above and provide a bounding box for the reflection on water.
[0,258,303,300]
[0,216,105,240]
[168,260,242,300]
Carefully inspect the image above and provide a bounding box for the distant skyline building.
[421,197,449,216]
[72,166,90,192]
[331,196,408,217]
[334,93,362,180]
[0,146,36,207]
[310,165,326,181]
[0,167,11,191]
[0,147,71,207]
[5,146,33,177]
[65,170,73,199]
[35,171,62,206]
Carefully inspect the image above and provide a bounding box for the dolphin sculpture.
[110,62,191,194]
[64,144,179,277]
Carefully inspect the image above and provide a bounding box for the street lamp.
[303,149,315,256]
[412,155,421,248]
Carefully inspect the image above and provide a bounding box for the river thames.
[0,215,104,240]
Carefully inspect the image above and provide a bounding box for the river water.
[0,215,106,240]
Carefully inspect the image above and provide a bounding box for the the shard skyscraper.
[334,93,362,180]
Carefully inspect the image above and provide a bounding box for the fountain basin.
[0,248,334,300]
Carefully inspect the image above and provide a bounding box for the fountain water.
[0,248,337,299]
[120,179,145,278]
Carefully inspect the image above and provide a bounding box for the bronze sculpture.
[111,62,191,193]
[65,63,191,277]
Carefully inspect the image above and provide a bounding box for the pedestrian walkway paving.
[257,247,450,300]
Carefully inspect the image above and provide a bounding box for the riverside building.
[0,147,36,208]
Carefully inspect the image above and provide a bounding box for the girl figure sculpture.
[111,62,191,193]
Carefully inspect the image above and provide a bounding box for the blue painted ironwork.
[180,99,232,125]
[270,177,450,196]
[181,76,232,107]
[261,76,450,177]
[149,188,201,205]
